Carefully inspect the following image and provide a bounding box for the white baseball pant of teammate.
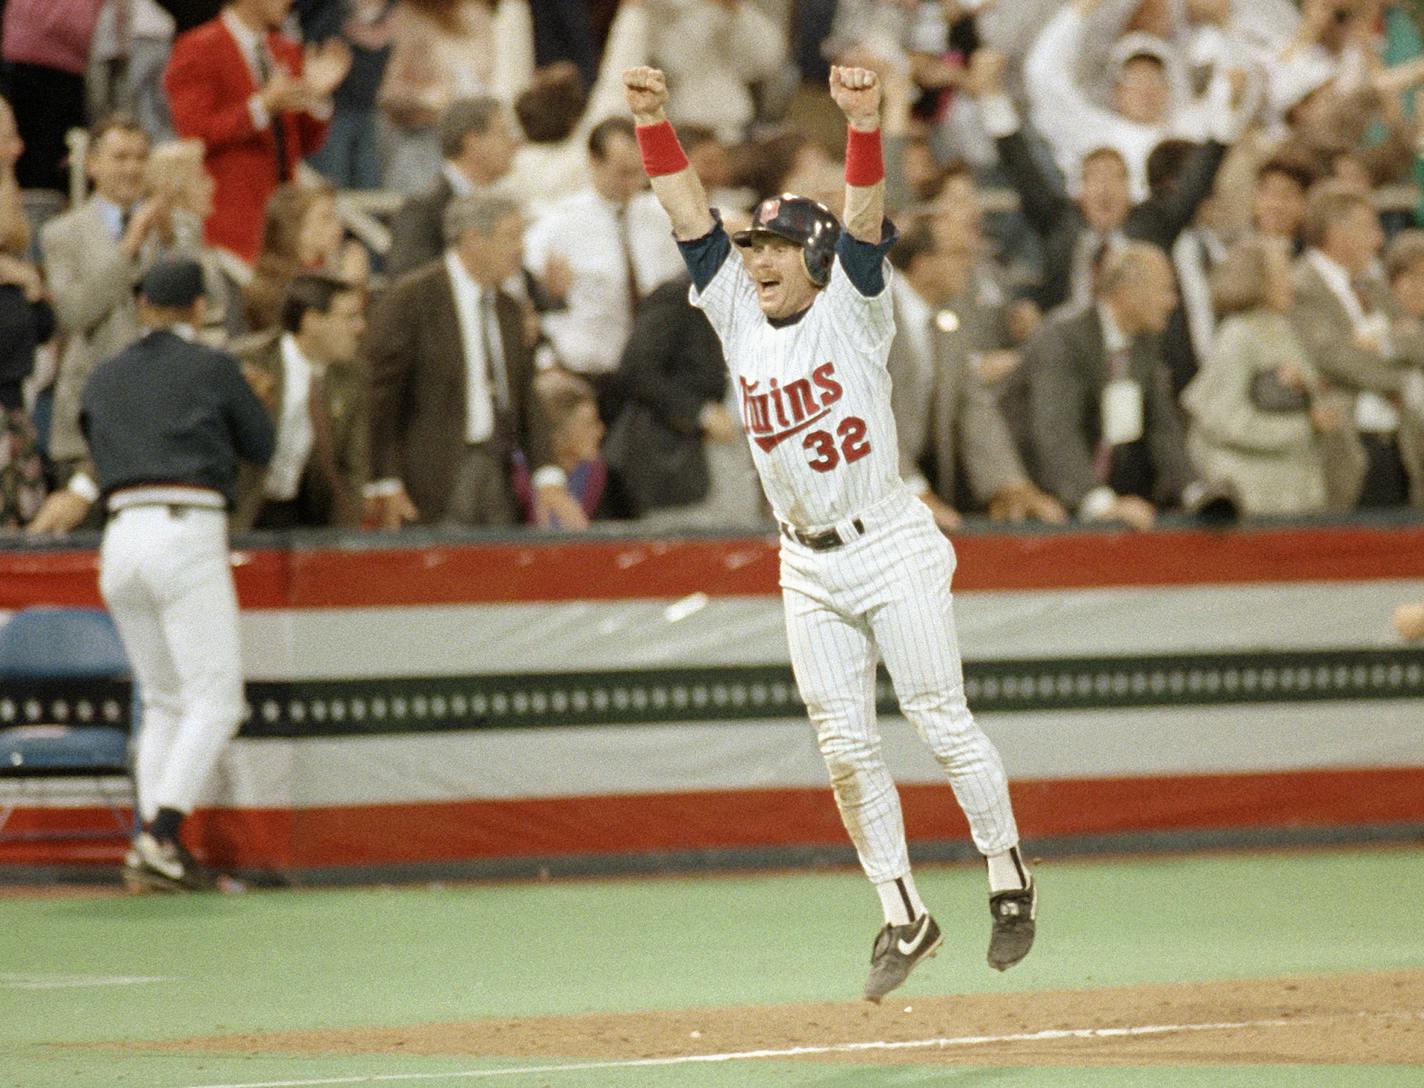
[625,63,1035,1000]
[100,502,246,830]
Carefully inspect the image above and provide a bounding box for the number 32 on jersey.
[804,417,871,472]
[738,362,872,474]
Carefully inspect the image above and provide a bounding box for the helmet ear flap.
[802,246,831,288]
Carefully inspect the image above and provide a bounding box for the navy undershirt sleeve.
[675,210,733,293]
[835,217,899,296]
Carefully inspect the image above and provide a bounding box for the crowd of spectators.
[3,0,1424,541]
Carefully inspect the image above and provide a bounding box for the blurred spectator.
[243,182,370,332]
[649,0,787,144]
[966,45,1229,313]
[528,0,604,90]
[1023,0,1249,201]
[1182,238,1340,516]
[732,127,834,205]
[299,0,395,190]
[887,219,1064,531]
[164,0,352,262]
[513,370,611,524]
[1386,229,1424,325]
[523,117,683,423]
[1251,154,1318,252]
[29,114,203,535]
[146,137,240,340]
[0,0,104,192]
[504,0,652,216]
[925,165,1042,458]
[1025,242,1196,531]
[128,0,181,140]
[0,95,53,529]
[605,275,763,529]
[365,193,583,529]
[233,272,368,528]
[386,95,520,276]
[1291,180,1424,508]
[676,123,748,210]
[377,0,522,192]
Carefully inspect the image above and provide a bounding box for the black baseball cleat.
[122,832,214,893]
[863,913,943,1003]
[987,880,1036,971]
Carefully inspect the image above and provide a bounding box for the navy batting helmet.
[732,194,841,287]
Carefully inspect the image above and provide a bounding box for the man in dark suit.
[965,46,1228,314]
[233,273,369,530]
[365,193,583,530]
[886,221,1064,530]
[606,275,747,522]
[385,96,522,277]
[1025,243,1196,531]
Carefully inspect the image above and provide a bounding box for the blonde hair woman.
[1181,239,1343,516]
[0,95,53,528]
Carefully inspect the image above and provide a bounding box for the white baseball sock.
[987,846,1030,893]
[875,873,927,926]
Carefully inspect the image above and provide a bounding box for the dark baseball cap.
[139,257,205,307]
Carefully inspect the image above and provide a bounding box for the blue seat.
[0,607,137,841]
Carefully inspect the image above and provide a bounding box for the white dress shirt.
[523,188,682,376]
[263,334,316,500]
[444,249,500,443]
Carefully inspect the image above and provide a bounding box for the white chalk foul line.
[173,1013,1318,1088]
[1,972,170,990]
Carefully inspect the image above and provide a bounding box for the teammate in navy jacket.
[624,64,1036,1001]
[81,257,275,891]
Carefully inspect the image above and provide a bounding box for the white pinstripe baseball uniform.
[682,216,1021,887]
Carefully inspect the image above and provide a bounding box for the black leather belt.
[781,517,864,551]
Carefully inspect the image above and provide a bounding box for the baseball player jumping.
[624,64,1035,1002]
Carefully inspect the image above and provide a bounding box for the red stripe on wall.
[6,767,1421,872]
[3,522,1423,609]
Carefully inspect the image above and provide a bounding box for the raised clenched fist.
[829,65,881,130]
[623,66,669,123]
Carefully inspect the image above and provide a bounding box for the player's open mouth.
[756,278,780,297]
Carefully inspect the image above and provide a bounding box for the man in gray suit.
[1025,243,1196,531]
[384,97,522,278]
[887,221,1064,530]
[1291,181,1424,509]
[28,113,201,534]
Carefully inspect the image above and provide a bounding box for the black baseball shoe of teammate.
[987,880,1036,971]
[863,912,943,1003]
[123,832,214,893]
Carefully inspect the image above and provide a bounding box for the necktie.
[254,43,291,181]
[480,292,510,414]
[307,366,356,524]
[1093,346,1130,483]
[615,206,640,316]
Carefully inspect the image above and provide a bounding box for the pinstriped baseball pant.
[780,492,1020,885]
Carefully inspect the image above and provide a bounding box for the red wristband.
[635,120,690,177]
[844,125,884,187]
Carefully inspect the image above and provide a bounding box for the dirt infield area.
[135,969,1423,1067]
